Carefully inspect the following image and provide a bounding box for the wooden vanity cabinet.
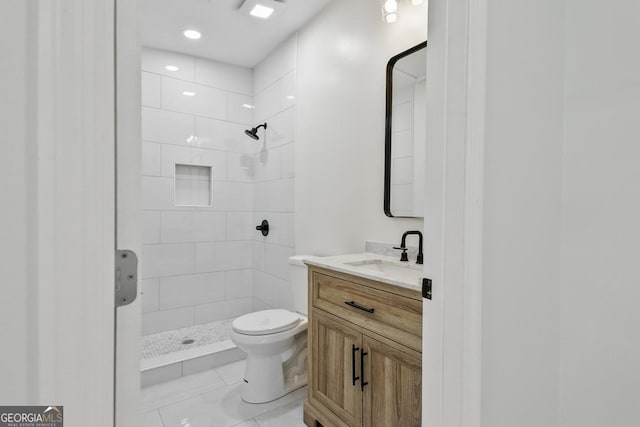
[304,266,422,427]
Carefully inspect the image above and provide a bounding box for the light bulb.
[385,12,397,23]
[384,0,398,13]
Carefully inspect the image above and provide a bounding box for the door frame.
[107,0,491,424]
[423,0,487,425]
[114,0,142,426]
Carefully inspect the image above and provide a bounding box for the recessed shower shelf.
[174,163,212,206]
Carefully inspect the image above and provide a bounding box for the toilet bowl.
[230,256,310,403]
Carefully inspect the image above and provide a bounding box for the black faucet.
[394,230,424,264]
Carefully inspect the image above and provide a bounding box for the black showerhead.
[244,123,267,141]
[244,129,259,140]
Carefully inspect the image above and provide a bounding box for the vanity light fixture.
[382,0,398,23]
[380,0,423,24]
[385,11,398,23]
[183,29,202,40]
[165,65,179,71]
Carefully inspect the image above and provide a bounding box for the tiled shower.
[139,37,297,385]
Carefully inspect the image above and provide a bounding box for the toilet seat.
[232,309,301,336]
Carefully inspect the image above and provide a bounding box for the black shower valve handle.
[256,219,269,236]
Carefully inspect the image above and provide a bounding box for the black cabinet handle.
[344,300,375,314]
[360,349,369,391]
[351,344,360,386]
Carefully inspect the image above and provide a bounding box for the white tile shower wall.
[391,78,415,216]
[141,48,256,335]
[251,36,297,312]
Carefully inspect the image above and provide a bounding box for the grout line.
[143,297,253,314]
[142,104,253,127]
[141,173,258,185]
[156,409,167,427]
[140,138,274,157]
[253,69,295,98]
[141,268,253,280]
[142,69,253,97]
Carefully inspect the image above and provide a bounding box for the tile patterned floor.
[142,319,234,360]
[141,359,307,427]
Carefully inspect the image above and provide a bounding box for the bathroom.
[3,0,640,426]
[137,0,427,425]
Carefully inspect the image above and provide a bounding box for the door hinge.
[422,278,432,300]
[115,250,138,307]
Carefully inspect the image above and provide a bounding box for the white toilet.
[230,255,309,403]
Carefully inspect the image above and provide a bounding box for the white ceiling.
[140,0,333,68]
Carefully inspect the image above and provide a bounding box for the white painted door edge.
[114,0,143,426]
[4,1,117,424]
[423,0,486,425]
[462,0,487,425]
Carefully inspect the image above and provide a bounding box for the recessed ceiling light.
[182,91,196,97]
[238,0,283,20]
[183,29,202,40]
[165,65,180,71]
[250,4,274,19]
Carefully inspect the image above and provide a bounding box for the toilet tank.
[289,255,310,316]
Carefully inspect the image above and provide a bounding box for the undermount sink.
[304,252,424,291]
[343,259,422,280]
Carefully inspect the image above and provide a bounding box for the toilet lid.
[232,309,301,336]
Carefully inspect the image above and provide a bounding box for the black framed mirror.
[384,41,427,218]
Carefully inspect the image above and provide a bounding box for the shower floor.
[141,318,246,387]
[142,319,234,360]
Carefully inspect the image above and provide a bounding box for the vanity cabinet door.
[361,334,422,427]
[310,310,363,427]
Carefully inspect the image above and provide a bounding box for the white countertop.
[304,252,423,292]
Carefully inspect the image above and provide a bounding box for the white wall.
[140,44,300,331]
[481,0,565,425]
[560,1,640,425]
[140,48,255,334]
[252,36,298,311]
[296,0,427,256]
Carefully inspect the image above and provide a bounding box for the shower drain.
[181,338,195,345]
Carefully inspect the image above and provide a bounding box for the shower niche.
[174,164,212,207]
